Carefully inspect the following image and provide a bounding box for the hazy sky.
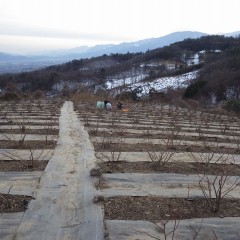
[0,0,239,54]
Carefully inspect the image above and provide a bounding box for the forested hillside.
[183,45,240,103]
[0,35,239,106]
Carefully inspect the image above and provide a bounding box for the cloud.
[0,20,127,43]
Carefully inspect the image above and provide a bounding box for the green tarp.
[96,101,105,109]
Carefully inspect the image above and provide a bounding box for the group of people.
[96,98,124,111]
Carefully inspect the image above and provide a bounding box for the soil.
[0,140,56,149]
[89,131,239,144]
[0,129,59,135]
[0,160,48,171]
[0,193,32,213]
[103,196,240,220]
[0,117,59,121]
[98,161,240,175]
[93,143,240,154]
[0,122,58,126]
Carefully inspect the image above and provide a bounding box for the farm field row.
[0,100,61,240]
[75,101,240,240]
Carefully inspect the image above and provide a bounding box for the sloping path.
[14,101,104,240]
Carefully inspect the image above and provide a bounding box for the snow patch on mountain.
[104,70,198,97]
[129,70,198,94]
[106,74,148,89]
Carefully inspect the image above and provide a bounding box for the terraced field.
[0,99,61,239]
[1,99,240,240]
[76,102,240,240]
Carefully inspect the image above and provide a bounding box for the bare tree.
[147,146,175,168]
[95,129,127,162]
[133,219,180,240]
[198,167,240,212]
[187,151,233,169]
[2,148,53,168]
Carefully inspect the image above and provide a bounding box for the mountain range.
[0,30,239,73]
[43,31,208,59]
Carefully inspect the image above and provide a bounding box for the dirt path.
[14,101,104,240]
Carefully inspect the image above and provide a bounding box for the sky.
[0,0,239,54]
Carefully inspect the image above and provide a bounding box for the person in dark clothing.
[117,101,123,110]
[104,98,110,109]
